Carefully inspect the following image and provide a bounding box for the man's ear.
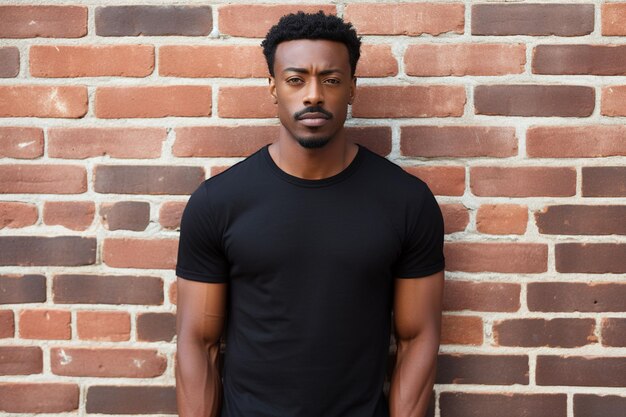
[269,77,277,104]
[349,77,357,105]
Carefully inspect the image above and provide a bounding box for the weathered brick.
[440,393,566,417]
[43,201,94,231]
[0,6,87,38]
[602,318,626,347]
[536,205,626,235]
[357,44,398,77]
[0,237,96,266]
[19,309,70,340]
[137,312,176,342]
[574,394,626,417]
[352,86,465,118]
[86,385,176,414]
[445,242,547,273]
[441,315,482,345]
[76,311,130,342]
[0,165,86,194]
[345,127,392,157]
[602,3,626,36]
[218,86,276,118]
[537,356,626,387]
[175,126,278,157]
[494,318,596,348]
[160,45,266,78]
[528,283,626,312]
[30,45,154,78]
[0,47,19,77]
[100,201,150,231]
[401,126,517,158]
[556,243,626,273]
[0,85,88,118]
[96,6,212,36]
[472,4,593,36]
[0,202,37,229]
[95,86,211,118]
[344,3,464,36]
[0,275,46,304]
[0,311,13,338]
[0,383,79,413]
[0,127,44,159]
[0,346,42,375]
[404,166,465,196]
[527,125,626,158]
[51,348,166,378]
[104,238,178,269]
[444,281,520,312]
[533,45,626,75]
[437,355,528,385]
[602,85,626,116]
[440,204,469,234]
[53,275,163,306]
[471,167,576,197]
[476,204,528,235]
[475,85,594,117]
[583,167,626,197]
[406,44,525,76]
[94,165,204,195]
[159,201,187,230]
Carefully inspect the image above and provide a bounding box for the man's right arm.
[176,277,227,417]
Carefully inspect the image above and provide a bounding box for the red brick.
[494,318,597,348]
[357,44,398,77]
[211,166,231,177]
[0,311,13,338]
[575,395,626,417]
[476,204,528,235]
[602,3,626,36]
[94,165,204,195]
[43,201,94,231]
[0,346,42,375]
[19,309,70,340]
[218,86,276,118]
[404,166,465,196]
[48,127,166,159]
[528,283,626,313]
[95,86,211,118]
[174,126,278,157]
[556,243,626,274]
[219,4,336,38]
[100,201,150,231]
[0,6,87,38]
[441,315,483,345]
[527,125,626,158]
[536,205,626,235]
[53,274,163,306]
[0,237,96,266]
[445,242,547,273]
[437,354,528,385]
[30,45,154,78]
[440,204,469,234]
[444,281,520,312]
[0,383,78,413]
[406,44,525,76]
[401,126,517,158]
[352,85,465,118]
[345,127,392,157]
[96,6,212,37]
[103,238,178,269]
[86,385,176,414]
[51,347,166,378]
[159,201,187,230]
[602,85,626,116]
[0,274,46,304]
[0,126,44,158]
[440,393,566,417]
[169,281,177,305]
[471,166,576,197]
[0,47,19,77]
[345,3,464,36]
[583,167,626,197]
[537,356,626,387]
[475,85,594,117]
[0,165,86,194]
[0,85,87,118]
[0,202,37,229]
[137,312,176,342]
[533,45,626,75]
[159,45,266,78]
[601,318,626,347]
[76,311,130,342]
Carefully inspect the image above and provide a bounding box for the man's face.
[269,39,356,149]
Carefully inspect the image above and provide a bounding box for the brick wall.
[0,1,625,416]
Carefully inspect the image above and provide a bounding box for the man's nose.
[303,79,324,106]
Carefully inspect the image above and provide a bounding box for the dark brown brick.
[445,242,547,273]
[574,395,626,417]
[53,275,163,306]
[0,274,45,304]
[96,6,212,36]
[437,355,528,385]
[0,47,18,77]
[51,348,166,378]
[582,167,626,197]
[440,393,566,417]
[86,385,176,414]
[526,125,626,158]
[345,127,392,157]
[537,356,626,387]
[533,45,626,75]
[0,311,13,338]
[528,283,626,312]
[602,318,626,347]
[475,85,594,117]
[493,318,596,348]
[0,383,78,413]
[556,243,626,273]
[100,201,150,231]
[472,4,594,36]
[536,205,626,235]
[0,346,42,375]
[444,281,520,312]
[0,237,96,266]
[0,6,87,38]
[94,165,204,195]
[137,312,176,342]
[471,166,576,197]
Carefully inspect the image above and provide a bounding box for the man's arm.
[389,270,444,417]
[176,277,227,417]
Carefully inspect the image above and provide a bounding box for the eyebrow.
[282,67,344,75]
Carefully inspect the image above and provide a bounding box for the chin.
[295,136,333,149]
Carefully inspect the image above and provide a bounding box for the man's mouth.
[297,112,330,127]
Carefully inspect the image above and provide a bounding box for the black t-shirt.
[176,144,445,417]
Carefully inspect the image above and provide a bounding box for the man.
[175,11,445,417]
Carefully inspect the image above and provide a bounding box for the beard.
[295,135,333,149]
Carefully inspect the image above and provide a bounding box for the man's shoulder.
[359,145,429,194]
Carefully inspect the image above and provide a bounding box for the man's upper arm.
[176,277,227,346]
[393,271,444,340]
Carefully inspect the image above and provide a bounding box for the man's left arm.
[389,270,444,417]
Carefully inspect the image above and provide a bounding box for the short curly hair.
[261,11,361,77]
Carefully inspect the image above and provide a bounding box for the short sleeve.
[392,184,445,278]
[176,184,230,283]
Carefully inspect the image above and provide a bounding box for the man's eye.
[324,79,340,85]
[286,78,303,85]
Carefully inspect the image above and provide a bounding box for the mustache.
[294,106,333,120]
